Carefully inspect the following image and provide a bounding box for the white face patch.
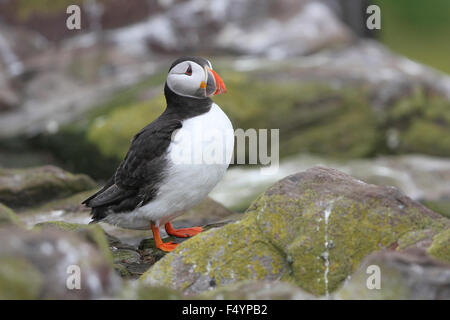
[166,61,207,99]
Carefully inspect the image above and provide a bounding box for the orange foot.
[165,222,203,238]
[151,222,179,252]
[157,241,178,252]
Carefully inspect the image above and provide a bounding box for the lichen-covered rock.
[0,166,96,208]
[140,167,449,296]
[199,280,316,300]
[0,227,120,299]
[0,256,44,299]
[426,229,450,264]
[334,248,450,300]
[0,203,21,226]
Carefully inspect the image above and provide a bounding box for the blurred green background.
[375,0,450,73]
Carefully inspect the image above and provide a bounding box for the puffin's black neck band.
[163,83,212,119]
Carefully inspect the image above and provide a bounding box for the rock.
[212,154,450,213]
[0,165,96,208]
[33,221,113,266]
[334,249,450,300]
[0,227,120,299]
[20,190,235,245]
[426,229,450,264]
[20,189,95,226]
[0,203,21,227]
[174,197,239,227]
[78,42,450,177]
[26,197,236,280]
[0,84,20,112]
[397,229,436,251]
[140,167,449,296]
[120,283,184,300]
[199,280,316,300]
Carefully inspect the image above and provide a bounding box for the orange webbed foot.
[165,222,203,238]
[156,241,179,252]
[151,222,179,252]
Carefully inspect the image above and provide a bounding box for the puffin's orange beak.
[210,69,226,95]
[203,67,226,96]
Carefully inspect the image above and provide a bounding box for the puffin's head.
[166,56,226,99]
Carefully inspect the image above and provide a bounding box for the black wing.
[82,117,182,221]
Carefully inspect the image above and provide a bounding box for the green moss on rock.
[0,256,44,299]
[386,87,450,156]
[422,199,450,219]
[140,167,446,296]
[0,203,21,226]
[0,166,96,208]
[427,229,450,264]
[87,96,165,160]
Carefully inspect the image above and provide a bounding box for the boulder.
[79,41,450,176]
[0,165,96,208]
[0,227,120,299]
[0,203,21,227]
[199,280,316,300]
[21,194,236,280]
[212,154,450,213]
[140,167,449,296]
[334,248,450,300]
[426,228,450,264]
[33,221,113,266]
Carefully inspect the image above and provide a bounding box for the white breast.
[104,103,234,229]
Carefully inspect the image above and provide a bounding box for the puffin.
[82,57,233,252]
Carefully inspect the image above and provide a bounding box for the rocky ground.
[0,165,449,299]
[0,0,449,300]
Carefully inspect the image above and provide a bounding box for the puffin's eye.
[185,65,192,76]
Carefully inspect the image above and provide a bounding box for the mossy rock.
[81,69,450,165]
[32,63,450,180]
[84,73,382,163]
[0,165,96,208]
[22,189,96,216]
[86,97,165,160]
[334,248,450,299]
[386,87,450,157]
[0,227,119,299]
[0,203,21,227]
[0,256,44,299]
[397,229,435,250]
[140,167,448,296]
[34,221,113,266]
[427,228,450,264]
